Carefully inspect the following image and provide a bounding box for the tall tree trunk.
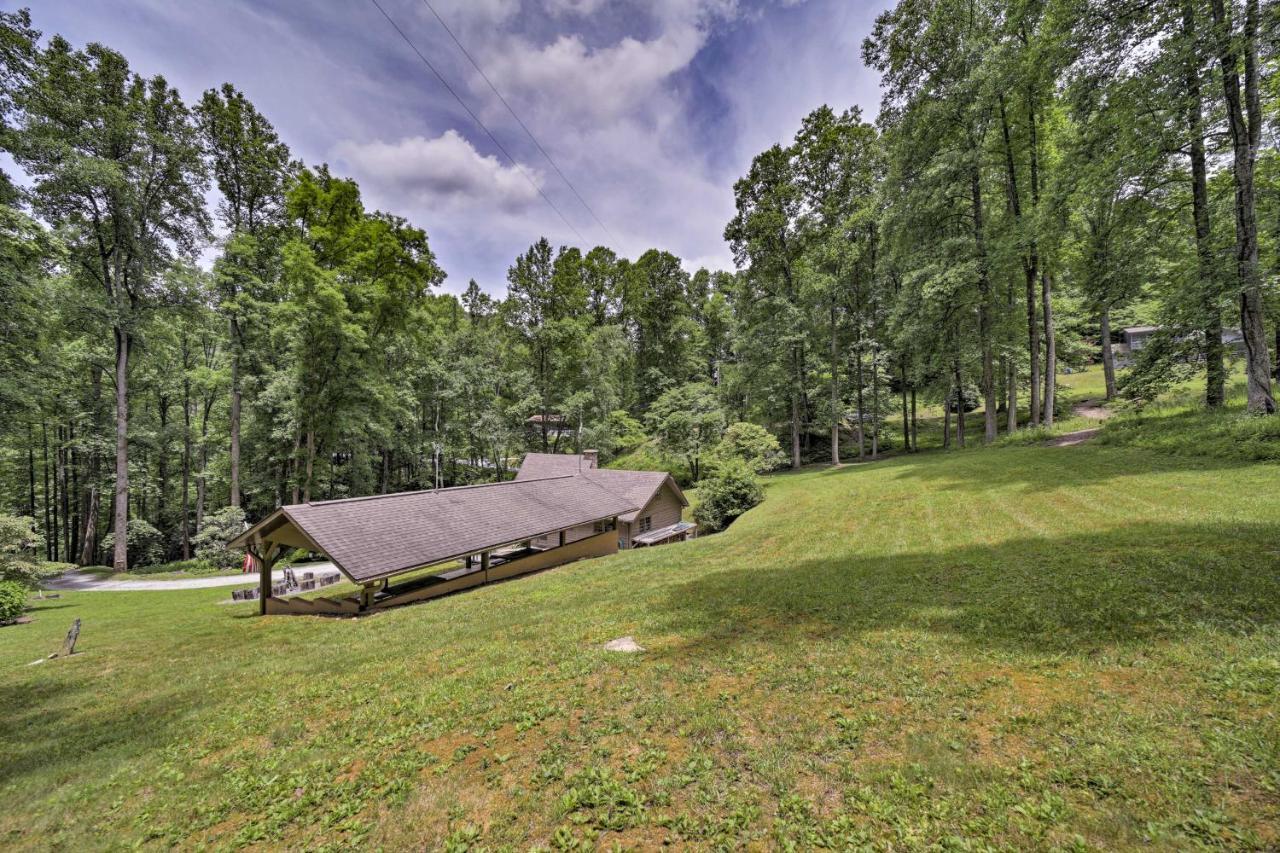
[998,95,1026,435]
[59,425,70,561]
[112,328,130,572]
[830,302,840,465]
[196,397,213,529]
[1028,96,1043,427]
[42,422,51,561]
[181,339,192,560]
[27,424,36,519]
[229,320,242,508]
[79,366,101,566]
[790,345,802,469]
[1100,305,1117,400]
[971,163,997,444]
[855,344,866,459]
[1210,0,1274,412]
[910,387,918,452]
[304,430,316,503]
[1184,0,1225,408]
[943,387,952,450]
[157,394,169,545]
[1005,357,1016,434]
[870,351,880,459]
[900,359,909,452]
[1042,271,1056,427]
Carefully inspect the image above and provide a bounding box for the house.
[515,451,694,550]
[229,475,638,616]
[1117,325,1249,368]
[228,451,691,617]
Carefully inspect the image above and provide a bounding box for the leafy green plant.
[0,580,28,623]
[191,507,247,570]
[101,519,165,568]
[692,463,763,532]
[710,421,784,473]
[0,515,46,588]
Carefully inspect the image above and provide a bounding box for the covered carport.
[228,475,637,616]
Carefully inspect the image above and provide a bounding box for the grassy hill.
[3,421,1279,848]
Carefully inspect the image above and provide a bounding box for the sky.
[19,0,892,294]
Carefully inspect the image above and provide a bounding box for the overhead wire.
[365,0,587,243]
[418,0,617,244]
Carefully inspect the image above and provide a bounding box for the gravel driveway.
[44,563,341,592]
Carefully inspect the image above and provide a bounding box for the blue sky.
[19,0,890,293]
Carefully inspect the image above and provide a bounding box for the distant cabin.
[1115,325,1247,367]
[515,451,694,549]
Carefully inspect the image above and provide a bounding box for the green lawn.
[3,437,1279,849]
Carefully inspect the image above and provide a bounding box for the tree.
[9,37,209,570]
[647,382,725,482]
[1208,0,1274,413]
[726,144,808,466]
[196,83,293,507]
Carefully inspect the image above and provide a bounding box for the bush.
[712,422,785,474]
[101,519,165,568]
[0,580,28,624]
[129,558,220,576]
[693,463,764,532]
[0,515,48,588]
[192,507,247,570]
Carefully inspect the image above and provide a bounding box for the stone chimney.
[582,450,599,469]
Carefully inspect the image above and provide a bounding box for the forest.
[0,0,1277,573]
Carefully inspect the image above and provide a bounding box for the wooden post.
[481,550,490,583]
[258,540,276,616]
[558,530,566,547]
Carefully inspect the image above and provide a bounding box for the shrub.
[712,422,785,473]
[130,558,219,576]
[0,580,28,624]
[192,507,247,570]
[693,463,764,532]
[0,515,48,588]
[101,519,164,568]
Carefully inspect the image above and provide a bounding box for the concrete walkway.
[44,563,341,592]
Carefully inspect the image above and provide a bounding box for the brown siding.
[622,483,685,548]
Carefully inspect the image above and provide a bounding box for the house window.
[639,516,652,533]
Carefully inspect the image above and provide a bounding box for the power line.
[365,0,587,244]
[419,0,617,245]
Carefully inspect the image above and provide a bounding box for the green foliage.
[711,421,785,473]
[126,558,220,577]
[647,382,725,482]
[0,579,26,623]
[692,463,763,532]
[101,520,165,569]
[191,507,247,570]
[0,514,44,588]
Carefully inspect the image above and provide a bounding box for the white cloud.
[333,131,543,213]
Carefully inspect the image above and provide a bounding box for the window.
[639,516,652,533]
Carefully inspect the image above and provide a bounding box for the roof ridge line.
[292,475,581,507]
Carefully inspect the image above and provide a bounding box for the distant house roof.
[515,453,687,524]
[230,475,638,584]
[1123,326,1160,335]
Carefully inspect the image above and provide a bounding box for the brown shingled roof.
[232,475,638,584]
[514,452,593,480]
[514,453,686,523]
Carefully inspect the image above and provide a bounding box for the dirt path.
[44,563,341,592]
[1048,399,1113,447]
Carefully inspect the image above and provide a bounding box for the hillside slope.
[2,442,1278,849]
